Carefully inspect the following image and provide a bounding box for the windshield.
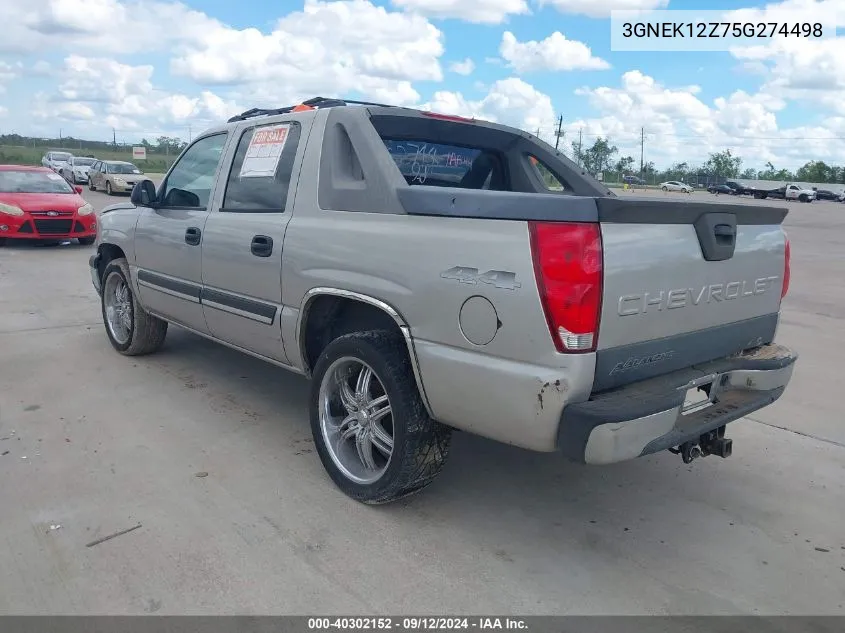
[51,153,72,162]
[0,170,75,194]
[109,163,142,175]
[73,158,95,166]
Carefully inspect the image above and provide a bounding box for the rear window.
[381,139,506,190]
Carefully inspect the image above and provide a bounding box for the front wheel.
[661,186,668,191]
[310,330,451,504]
[100,258,168,355]
[89,180,96,191]
[106,182,113,196]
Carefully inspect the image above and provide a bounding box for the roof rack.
[227,96,396,123]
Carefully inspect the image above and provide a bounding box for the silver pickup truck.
[89,97,797,504]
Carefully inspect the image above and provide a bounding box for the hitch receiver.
[670,426,733,463]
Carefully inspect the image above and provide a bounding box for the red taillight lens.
[529,221,603,353]
[781,235,791,300]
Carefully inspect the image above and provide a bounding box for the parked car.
[623,175,645,185]
[812,188,839,201]
[0,165,96,246]
[659,180,693,193]
[88,160,144,195]
[41,151,73,172]
[88,97,797,504]
[725,180,751,195]
[60,156,96,184]
[707,184,735,195]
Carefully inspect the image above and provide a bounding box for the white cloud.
[57,55,154,103]
[538,0,670,19]
[31,60,53,76]
[569,70,845,170]
[390,0,529,24]
[0,61,21,93]
[499,31,610,72]
[169,0,444,107]
[449,58,476,75]
[0,0,223,54]
[33,97,97,121]
[420,77,557,136]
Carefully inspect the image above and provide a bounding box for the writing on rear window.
[382,140,500,189]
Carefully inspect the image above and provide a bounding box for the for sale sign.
[239,124,290,178]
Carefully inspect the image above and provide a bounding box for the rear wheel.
[310,330,451,504]
[100,258,167,355]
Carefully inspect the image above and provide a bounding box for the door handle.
[185,227,202,246]
[251,235,273,257]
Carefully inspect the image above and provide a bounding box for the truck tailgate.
[593,196,789,391]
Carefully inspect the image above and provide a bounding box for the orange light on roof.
[292,104,315,112]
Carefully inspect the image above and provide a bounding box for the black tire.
[106,182,113,196]
[661,186,668,191]
[78,236,95,246]
[89,180,96,191]
[100,258,167,355]
[0,237,6,247]
[310,330,451,504]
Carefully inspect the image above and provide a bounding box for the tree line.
[0,133,188,156]
[569,136,845,184]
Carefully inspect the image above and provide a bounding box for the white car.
[59,156,96,184]
[41,151,73,172]
[660,180,693,193]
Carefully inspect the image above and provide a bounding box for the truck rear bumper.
[558,343,797,465]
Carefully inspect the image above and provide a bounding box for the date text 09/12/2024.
[307,618,528,630]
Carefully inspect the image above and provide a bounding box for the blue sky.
[1,0,843,170]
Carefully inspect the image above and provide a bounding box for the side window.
[161,133,228,209]
[221,121,302,213]
[528,155,567,191]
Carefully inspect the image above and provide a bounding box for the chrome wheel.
[318,357,394,485]
[103,272,133,345]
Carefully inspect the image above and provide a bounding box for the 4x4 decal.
[440,267,521,290]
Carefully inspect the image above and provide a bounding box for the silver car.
[41,151,73,172]
[659,180,693,193]
[60,156,96,184]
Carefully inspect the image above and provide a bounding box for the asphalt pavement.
[0,188,843,615]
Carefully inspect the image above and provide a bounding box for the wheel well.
[302,296,404,373]
[97,243,126,282]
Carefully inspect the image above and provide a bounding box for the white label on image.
[239,124,290,178]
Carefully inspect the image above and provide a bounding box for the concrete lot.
[0,189,843,615]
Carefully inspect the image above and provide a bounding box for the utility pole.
[113,127,117,147]
[59,128,62,145]
[554,114,563,150]
[577,129,583,166]
[640,127,644,177]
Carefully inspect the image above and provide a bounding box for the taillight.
[781,234,791,300]
[529,221,603,353]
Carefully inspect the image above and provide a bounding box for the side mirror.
[74,185,83,194]
[131,179,158,207]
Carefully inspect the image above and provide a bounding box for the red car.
[0,165,97,246]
